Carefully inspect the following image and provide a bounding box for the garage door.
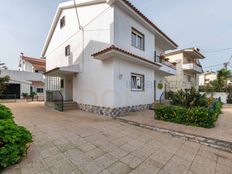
[1,84,21,99]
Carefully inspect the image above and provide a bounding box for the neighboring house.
[165,48,205,91]
[19,55,46,100]
[0,55,45,100]
[19,54,46,73]
[42,0,178,116]
[199,71,217,86]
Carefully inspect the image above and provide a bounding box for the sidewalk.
[117,104,232,151]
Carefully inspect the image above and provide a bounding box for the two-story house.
[18,54,46,99]
[165,48,205,91]
[0,55,46,100]
[42,0,178,116]
[199,71,217,86]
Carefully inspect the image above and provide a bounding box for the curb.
[116,118,232,153]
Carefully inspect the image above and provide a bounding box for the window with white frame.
[131,73,144,91]
[131,28,145,50]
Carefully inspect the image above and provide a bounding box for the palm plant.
[170,88,208,108]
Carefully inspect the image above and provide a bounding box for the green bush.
[170,88,208,108]
[155,101,222,128]
[0,105,32,171]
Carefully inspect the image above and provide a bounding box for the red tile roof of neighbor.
[91,45,161,67]
[21,56,46,71]
[121,0,178,47]
[22,56,45,64]
[31,81,44,86]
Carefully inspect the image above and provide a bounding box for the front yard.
[155,89,222,128]
[2,102,232,174]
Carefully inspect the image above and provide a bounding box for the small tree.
[217,68,231,90]
[0,76,10,95]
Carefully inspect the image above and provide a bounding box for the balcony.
[182,63,203,74]
[154,56,176,75]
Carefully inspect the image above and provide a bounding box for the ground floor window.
[131,73,144,91]
[36,88,44,93]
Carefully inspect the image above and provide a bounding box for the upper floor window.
[131,28,145,50]
[60,16,65,29]
[131,73,144,91]
[65,45,70,56]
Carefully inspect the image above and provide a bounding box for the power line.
[201,48,232,54]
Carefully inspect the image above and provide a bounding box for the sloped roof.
[21,56,46,71]
[22,56,45,65]
[92,45,161,67]
[41,0,178,57]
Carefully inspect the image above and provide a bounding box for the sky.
[0,0,232,71]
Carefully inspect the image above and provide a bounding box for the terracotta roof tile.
[92,45,161,67]
[22,56,45,65]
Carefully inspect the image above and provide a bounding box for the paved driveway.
[3,102,232,174]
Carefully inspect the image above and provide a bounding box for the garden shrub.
[155,100,222,128]
[170,88,208,108]
[0,105,32,171]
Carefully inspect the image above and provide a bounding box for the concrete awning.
[44,64,80,77]
[92,45,161,70]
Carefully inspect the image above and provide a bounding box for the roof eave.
[41,0,107,57]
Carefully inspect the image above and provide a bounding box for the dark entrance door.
[2,84,21,99]
[154,80,156,101]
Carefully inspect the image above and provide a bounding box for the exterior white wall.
[46,3,113,71]
[45,3,115,107]
[114,6,155,62]
[154,72,166,100]
[0,70,44,99]
[19,59,34,72]
[113,58,154,107]
[199,72,217,86]
[44,1,176,108]
[166,53,201,91]
[0,70,43,82]
[201,92,228,104]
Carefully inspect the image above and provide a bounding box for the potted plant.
[30,92,37,101]
[22,93,29,99]
[172,62,177,66]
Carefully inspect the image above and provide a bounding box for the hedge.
[154,101,222,128]
[0,104,32,171]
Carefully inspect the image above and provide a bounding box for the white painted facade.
[42,0,177,108]
[199,71,217,86]
[165,49,205,91]
[0,70,44,99]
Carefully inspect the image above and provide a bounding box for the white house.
[165,48,205,91]
[0,55,45,100]
[42,0,178,116]
[199,71,217,86]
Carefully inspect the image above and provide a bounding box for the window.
[65,45,70,56]
[131,28,144,50]
[36,88,44,93]
[60,79,64,89]
[131,73,144,91]
[187,75,191,82]
[60,16,65,28]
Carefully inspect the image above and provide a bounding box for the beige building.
[199,71,217,86]
[165,48,205,91]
